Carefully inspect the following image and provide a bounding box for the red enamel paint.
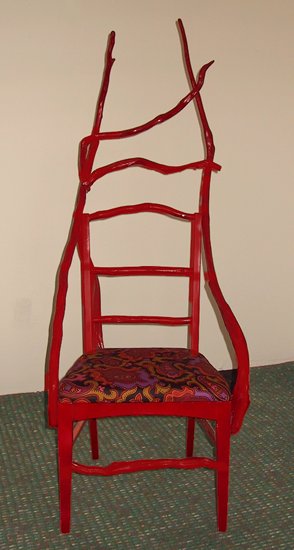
[46,19,250,534]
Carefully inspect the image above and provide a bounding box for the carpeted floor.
[1,363,293,549]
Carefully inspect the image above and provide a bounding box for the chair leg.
[58,414,73,534]
[186,417,196,457]
[215,414,231,532]
[89,419,99,460]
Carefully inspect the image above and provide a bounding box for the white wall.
[0,0,293,394]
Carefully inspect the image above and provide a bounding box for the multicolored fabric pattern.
[59,348,231,404]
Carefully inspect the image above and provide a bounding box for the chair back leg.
[89,419,99,460]
[186,417,196,457]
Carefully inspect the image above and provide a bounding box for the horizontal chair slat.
[87,158,219,186]
[88,203,196,221]
[93,315,191,325]
[93,266,191,276]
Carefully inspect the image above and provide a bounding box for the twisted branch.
[178,18,215,159]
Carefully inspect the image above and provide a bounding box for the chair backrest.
[73,20,224,357]
[78,202,202,355]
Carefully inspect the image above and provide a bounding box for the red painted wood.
[90,264,104,350]
[72,456,217,476]
[79,215,94,353]
[92,31,116,135]
[85,158,220,189]
[58,411,73,533]
[215,411,231,531]
[46,18,250,533]
[198,419,216,445]
[58,400,231,423]
[46,186,86,427]
[179,19,250,433]
[178,19,215,160]
[78,32,116,183]
[93,315,191,325]
[200,168,250,433]
[186,418,196,457]
[89,202,195,221]
[89,419,99,460]
[93,266,191,277]
[188,215,202,353]
[79,58,214,161]
[73,421,86,443]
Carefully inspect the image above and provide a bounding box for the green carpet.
[1,363,293,549]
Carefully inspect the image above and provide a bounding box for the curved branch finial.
[177,18,215,160]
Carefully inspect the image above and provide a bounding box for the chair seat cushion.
[59,348,231,404]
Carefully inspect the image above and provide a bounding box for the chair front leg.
[215,412,231,532]
[58,412,73,533]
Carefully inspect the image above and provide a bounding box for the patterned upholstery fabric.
[59,348,231,404]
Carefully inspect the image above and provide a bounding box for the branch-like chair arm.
[178,17,250,433]
[205,273,250,433]
[202,208,250,434]
[46,189,86,427]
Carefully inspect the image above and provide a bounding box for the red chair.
[46,19,249,534]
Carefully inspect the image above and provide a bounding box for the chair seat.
[59,348,231,404]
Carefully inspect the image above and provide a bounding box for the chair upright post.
[58,409,73,533]
[216,411,231,531]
